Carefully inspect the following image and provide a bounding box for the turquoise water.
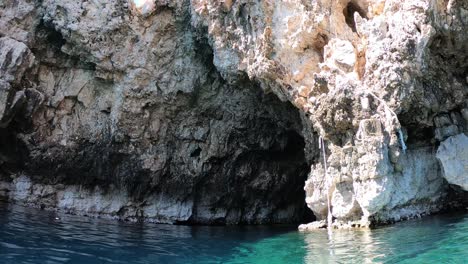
[0,203,467,263]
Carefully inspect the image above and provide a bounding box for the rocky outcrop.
[191,0,468,226]
[0,0,467,226]
[0,0,310,224]
[0,36,37,128]
[437,134,468,191]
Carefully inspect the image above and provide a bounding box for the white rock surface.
[437,134,468,191]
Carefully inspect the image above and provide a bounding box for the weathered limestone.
[0,0,466,226]
[6,175,192,223]
[191,0,467,226]
[0,37,36,127]
[0,0,310,224]
[437,134,468,191]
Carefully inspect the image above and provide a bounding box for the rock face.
[0,0,310,224]
[0,0,467,225]
[437,134,468,191]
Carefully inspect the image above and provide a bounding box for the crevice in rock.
[403,122,435,147]
[343,1,368,33]
[312,33,329,63]
[43,21,66,49]
[0,128,27,177]
[32,20,96,70]
[445,184,468,209]
[190,147,202,157]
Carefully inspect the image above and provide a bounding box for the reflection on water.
[301,214,468,264]
[220,213,468,264]
[0,202,467,264]
[0,203,295,264]
[303,228,390,263]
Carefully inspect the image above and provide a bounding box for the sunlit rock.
[0,0,466,227]
[131,0,155,15]
[437,134,468,191]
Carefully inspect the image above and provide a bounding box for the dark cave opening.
[256,127,315,224]
[343,1,368,33]
[182,34,315,225]
[184,121,315,225]
[180,86,315,225]
[0,128,26,179]
[404,124,435,146]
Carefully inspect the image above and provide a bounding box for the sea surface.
[0,203,467,263]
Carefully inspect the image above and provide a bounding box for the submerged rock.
[0,0,466,225]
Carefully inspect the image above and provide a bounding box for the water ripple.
[0,202,467,263]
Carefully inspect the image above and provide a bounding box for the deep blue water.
[0,203,467,263]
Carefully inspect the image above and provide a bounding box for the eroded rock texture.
[0,0,467,226]
[0,0,310,224]
[437,134,468,191]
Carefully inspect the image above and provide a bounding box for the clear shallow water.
[0,203,467,264]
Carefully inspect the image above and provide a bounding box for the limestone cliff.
[0,0,466,226]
